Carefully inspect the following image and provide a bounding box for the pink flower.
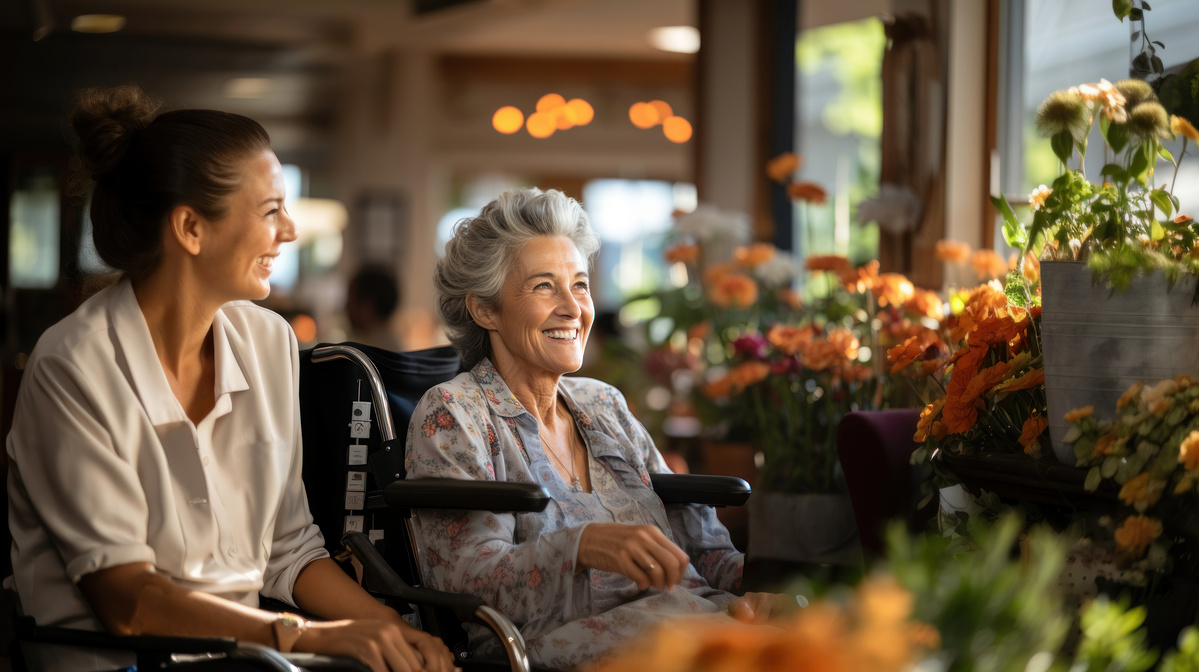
[732,332,770,360]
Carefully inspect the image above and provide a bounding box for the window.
[795,17,886,271]
[9,168,60,289]
[1002,0,1199,245]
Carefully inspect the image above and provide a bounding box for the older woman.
[406,188,790,669]
[6,85,453,672]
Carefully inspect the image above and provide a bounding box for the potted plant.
[992,71,1199,464]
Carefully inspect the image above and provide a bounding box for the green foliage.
[796,18,885,139]
[1161,628,1199,672]
[886,515,1072,672]
[1021,70,1198,289]
[1071,597,1159,672]
[1113,0,1133,22]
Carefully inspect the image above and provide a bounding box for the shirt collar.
[211,309,250,397]
[110,279,249,427]
[470,358,527,418]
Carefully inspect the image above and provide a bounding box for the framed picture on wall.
[355,190,406,263]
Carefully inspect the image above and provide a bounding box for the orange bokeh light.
[649,100,673,121]
[663,116,692,143]
[553,106,579,130]
[492,106,525,134]
[536,93,567,114]
[290,314,317,343]
[566,98,594,125]
[629,102,659,129]
[527,112,556,138]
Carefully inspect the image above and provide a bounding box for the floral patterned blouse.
[405,359,744,669]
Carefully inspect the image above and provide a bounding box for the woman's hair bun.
[69,84,162,179]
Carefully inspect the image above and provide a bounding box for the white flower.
[674,205,750,244]
[753,254,796,287]
[856,183,922,235]
[1141,379,1178,408]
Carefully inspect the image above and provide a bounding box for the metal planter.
[1040,261,1199,465]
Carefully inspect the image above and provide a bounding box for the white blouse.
[6,279,328,672]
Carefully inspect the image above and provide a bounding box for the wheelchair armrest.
[383,479,550,513]
[341,532,485,625]
[16,616,237,653]
[650,473,752,507]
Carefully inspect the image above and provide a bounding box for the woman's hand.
[727,592,803,624]
[299,618,456,672]
[576,523,691,591]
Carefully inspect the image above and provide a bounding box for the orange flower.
[904,290,944,320]
[967,312,1025,348]
[992,367,1044,394]
[766,152,802,182]
[888,335,925,373]
[734,242,776,268]
[1114,515,1163,557]
[728,361,770,392]
[1093,432,1117,459]
[702,261,739,286]
[1018,416,1048,454]
[963,360,1010,400]
[1117,382,1144,410]
[709,273,759,308]
[778,287,804,309]
[849,260,882,293]
[940,346,989,434]
[787,181,827,204]
[1172,115,1199,143]
[970,250,1009,280]
[664,242,699,264]
[686,321,710,342]
[701,375,732,399]
[874,273,916,308]
[1176,214,1195,226]
[1020,253,1040,284]
[1179,431,1199,471]
[803,330,859,371]
[1118,473,1164,512]
[805,254,853,276]
[1063,406,1093,423]
[827,328,860,360]
[767,324,815,356]
[935,240,971,264]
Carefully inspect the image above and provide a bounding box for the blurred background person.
[345,264,403,351]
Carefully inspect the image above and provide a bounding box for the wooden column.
[696,0,798,248]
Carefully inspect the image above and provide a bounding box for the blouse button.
[227,547,238,557]
[202,456,211,467]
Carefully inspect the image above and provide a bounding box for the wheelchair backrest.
[297,343,462,563]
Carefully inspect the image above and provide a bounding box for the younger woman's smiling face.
[484,235,593,379]
[196,149,297,303]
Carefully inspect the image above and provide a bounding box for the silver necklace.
[538,423,581,492]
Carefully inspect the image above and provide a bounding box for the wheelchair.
[297,343,753,672]
[3,342,749,672]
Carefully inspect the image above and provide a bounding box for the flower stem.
[1171,138,1187,194]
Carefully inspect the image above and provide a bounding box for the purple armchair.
[836,409,933,558]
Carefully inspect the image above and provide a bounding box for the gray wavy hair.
[435,187,601,369]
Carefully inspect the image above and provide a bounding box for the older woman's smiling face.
[487,235,593,378]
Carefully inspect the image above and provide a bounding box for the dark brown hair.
[70,84,272,280]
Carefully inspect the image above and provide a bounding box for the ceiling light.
[70,14,126,33]
[223,78,273,99]
[648,26,700,54]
